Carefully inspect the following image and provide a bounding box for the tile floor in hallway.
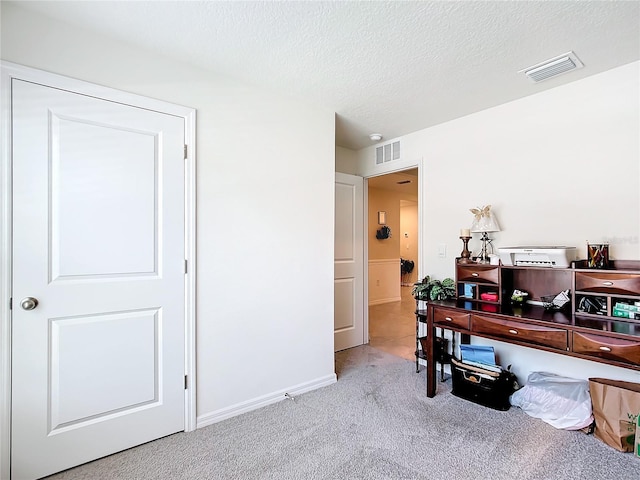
[368,286,416,362]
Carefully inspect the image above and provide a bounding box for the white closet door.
[11,79,186,479]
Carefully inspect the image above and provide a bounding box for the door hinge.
[184,375,188,390]
[9,298,12,310]
[184,259,188,274]
[184,145,188,159]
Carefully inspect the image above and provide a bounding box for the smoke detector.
[519,51,584,83]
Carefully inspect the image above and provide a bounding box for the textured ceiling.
[11,1,640,150]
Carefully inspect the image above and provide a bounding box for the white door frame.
[0,61,197,479]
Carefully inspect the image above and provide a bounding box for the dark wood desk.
[421,299,640,398]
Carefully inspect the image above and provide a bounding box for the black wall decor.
[376,225,391,239]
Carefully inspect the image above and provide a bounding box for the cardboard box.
[636,415,640,459]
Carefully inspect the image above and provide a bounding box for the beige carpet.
[46,345,640,480]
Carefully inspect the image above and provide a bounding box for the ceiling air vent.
[520,51,583,83]
[392,141,400,160]
[375,141,401,165]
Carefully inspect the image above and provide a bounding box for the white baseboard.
[368,296,401,306]
[196,373,337,429]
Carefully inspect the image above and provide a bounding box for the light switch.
[438,244,447,258]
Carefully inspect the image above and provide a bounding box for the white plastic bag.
[509,371,593,430]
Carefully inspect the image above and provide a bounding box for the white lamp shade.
[470,212,500,233]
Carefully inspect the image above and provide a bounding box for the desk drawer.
[575,272,640,295]
[457,265,499,285]
[572,331,640,365]
[433,308,470,330]
[472,315,568,351]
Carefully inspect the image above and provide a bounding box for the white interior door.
[334,173,364,351]
[11,79,186,479]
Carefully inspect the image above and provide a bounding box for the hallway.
[368,286,416,361]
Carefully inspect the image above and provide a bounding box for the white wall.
[1,3,336,427]
[357,62,640,384]
[335,145,358,174]
[400,203,419,285]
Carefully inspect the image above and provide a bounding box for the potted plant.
[412,276,456,309]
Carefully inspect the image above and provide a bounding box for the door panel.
[50,309,159,430]
[334,173,364,351]
[11,79,185,480]
[334,279,355,331]
[52,116,158,278]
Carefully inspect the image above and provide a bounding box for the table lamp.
[470,205,501,263]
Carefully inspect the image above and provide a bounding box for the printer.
[498,246,577,268]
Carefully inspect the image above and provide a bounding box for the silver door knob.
[20,297,38,311]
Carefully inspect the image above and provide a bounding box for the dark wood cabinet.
[575,271,640,296]
[456,263,501,304]
[421,259,640,398]
[472,314,569,351]
[503,265,573,304]
[572,331,640,365]
[574,263,640,323]
[432,307,470,330]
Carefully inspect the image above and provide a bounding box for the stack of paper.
[459,345,502,373]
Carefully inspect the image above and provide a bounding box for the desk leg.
[426,313,436,398]
[440,328,446,382]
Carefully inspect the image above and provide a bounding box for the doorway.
[366,168,419,360]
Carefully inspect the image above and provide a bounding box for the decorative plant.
[412,276,456,301]
[411,275,431,300]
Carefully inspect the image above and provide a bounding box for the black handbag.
[450,357,519,411]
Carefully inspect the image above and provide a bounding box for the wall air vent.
[375,141,400,165]
[519,51,583,83]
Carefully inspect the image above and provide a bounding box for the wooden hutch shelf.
[418,259,640,398]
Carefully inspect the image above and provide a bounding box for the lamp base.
[478,232,492,263]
